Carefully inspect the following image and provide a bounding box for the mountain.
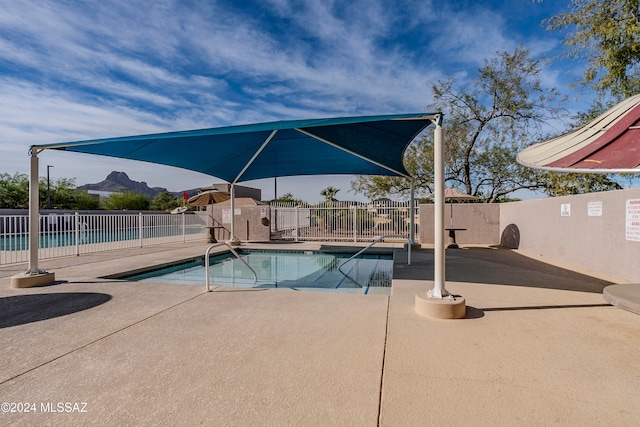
[77,171,170,199]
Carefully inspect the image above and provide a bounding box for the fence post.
[352,206,357,242]
[139,212,143,248]
[75,212,80,256]
[294,206,299,242]
[182,212,186,243]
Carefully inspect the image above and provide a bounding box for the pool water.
[125,249,393,295]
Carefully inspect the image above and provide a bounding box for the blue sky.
[1,0,580,202]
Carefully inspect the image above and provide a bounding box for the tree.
[545,0,640,98]
[434,46,569,201]
[320,186,340,203]
[150,192,180,211]
[0,173,100,209]
[72,191,102,210]
[351,135,434,199]
[541,1,636,196]
[353,46,567,202]
[42,177,101,210]
[274,192,303,205]
[0,173,29,209]
[542,172,623,196]
[102,192,150,210]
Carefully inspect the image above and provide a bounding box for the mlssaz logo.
[40,402,88,413]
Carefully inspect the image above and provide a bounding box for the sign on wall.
[626,199,640,242]
[561,203,571,216]
[587,201,603,216]
[222,209,231,224]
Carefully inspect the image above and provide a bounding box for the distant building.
[86,190,114,199]
[207,184,261,201]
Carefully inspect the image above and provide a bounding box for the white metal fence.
[0,203,417,265]
[0,212,207,265]
[270,201,418,242]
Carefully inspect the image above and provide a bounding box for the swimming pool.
[123,249,393,295]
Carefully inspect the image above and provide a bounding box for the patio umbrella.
[187,190,231,244]
[187,189,231,206]
[170,206,188,214]
[432,188,477,227]
[517,93,640,173]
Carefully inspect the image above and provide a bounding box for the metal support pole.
[274,177,278,231]
[12,147,55,287]
[26,149,43,274]
[409,177,415,245]
[429,117,447,299]
[230,184,235,239]
[229,183,240,244]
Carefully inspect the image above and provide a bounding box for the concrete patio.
[0,242,638,426]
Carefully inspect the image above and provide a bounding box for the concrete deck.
[0,242,638,426]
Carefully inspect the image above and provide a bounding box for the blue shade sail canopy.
[32,114,439,183]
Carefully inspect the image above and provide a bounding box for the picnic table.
[445,227,466,248]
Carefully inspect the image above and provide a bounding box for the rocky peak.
[77,171,169,198]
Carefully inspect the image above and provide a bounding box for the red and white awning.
[517,94,640,174]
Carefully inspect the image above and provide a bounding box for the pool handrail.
[338,234,409,278]
[205,243,257,292]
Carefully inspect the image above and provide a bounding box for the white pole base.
[11,271,56,288]
[415,292,466,319]
[225,238,241,247]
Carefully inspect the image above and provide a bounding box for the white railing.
[338,234,411,274]
[0,212,207,265]
[204,242,257,292]
[270,200,419,242]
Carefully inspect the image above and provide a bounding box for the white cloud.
[0,0,582,197]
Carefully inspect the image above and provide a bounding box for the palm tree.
[320,186,340,203]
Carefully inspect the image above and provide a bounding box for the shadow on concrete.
[253,240,305,244]
[210,288,270,293]
[481,303,611,312]
[462,303,611,319]
[393,247,613,293]
[0,293,112,328]
[464,306,485,319]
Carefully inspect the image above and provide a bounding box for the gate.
[270,200,418,242]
